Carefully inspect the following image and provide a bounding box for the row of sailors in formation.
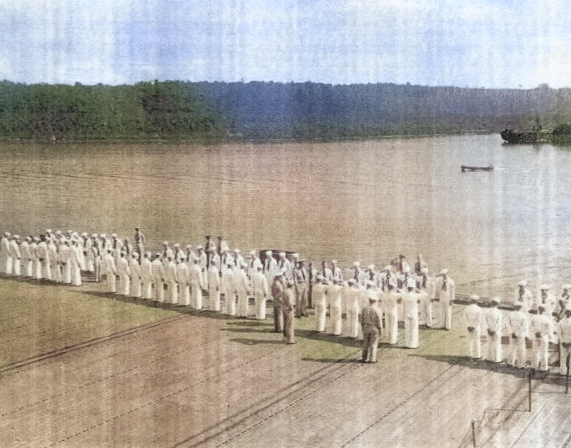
[464,292,571,373]
[0,231,429,289]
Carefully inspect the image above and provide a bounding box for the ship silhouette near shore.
[500,128,540,144]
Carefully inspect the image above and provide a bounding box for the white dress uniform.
[328,282,343,335]
[104,251,117,293]
[246,254,263,281]
[537,286,556,319]
[59,242,71,283]
[485,299,503,363]
[176,259,190,305]
[381,288,399,345]
[129,256,142,298]
[343,281,361,338]
[117,255,131,296]
[0,233,11,274]
[252,268,269,319]
[151,256,166,302]
[507,305,529,368]
[558,310,571,368]
[435,271,455,330]
[37,239,51,280]
[140,254,153,299]
[235,267,250,317]
[165,258,178,304]
[313,279,328,332]
[418,270,435,327]
[514,282,533,312]
[20,238,32,277]
[263,252,278,285]
[464,300,483,359]
[70,242,82,286]
[222,266,237,315]
[207,264,221,311]
[9,237,21,276]
[30,239,41,280]
[189,260,204,309]
[530,309,552,371]
[402,289,421,348]
[47,240,61,283]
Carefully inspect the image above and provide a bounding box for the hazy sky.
[1,0,570,88]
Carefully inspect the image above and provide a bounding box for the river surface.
[1,134,570,298]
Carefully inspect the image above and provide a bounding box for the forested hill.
[1,79,571,141]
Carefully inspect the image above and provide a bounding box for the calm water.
[1,134,570,298]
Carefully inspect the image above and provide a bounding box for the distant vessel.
[500,128,539,144]
[461,164,494,172]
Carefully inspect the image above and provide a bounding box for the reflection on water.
[1,135,571,298]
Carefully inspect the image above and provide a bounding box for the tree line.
[2,79,571,142]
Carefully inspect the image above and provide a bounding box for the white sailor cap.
[439,268,448,275]
[518,280,527,287]
[196,245,203,250]
[563,284,571,290]
[81,232,87,237]
[491,297,501,304]
[421,267,428,274]
[100,233,106,238]
[186,244,192,249]
[3,232,10,237]
[279,251,286,257]
[111,233,117,238]
[331,259,337,264]
[162,241,169,245]
[132,252,139,257]
[368,264,375,270]
[46,229,52,233]
[353,261,360,267]
[292,253,300,259]
[174,243,180,248]
[13,234,19,239]
[403,265,411,273]
[234,248,241,253]
[470,294,480,301]
[249,250,256,256]
[540,284,549,290]
[513,301,523,308]
[265,250,272,256]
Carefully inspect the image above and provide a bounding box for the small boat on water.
[461,164,494,172]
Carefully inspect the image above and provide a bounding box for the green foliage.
[0,80,221,141]
[2,80,571,142]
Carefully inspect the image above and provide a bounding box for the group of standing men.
[307,257,456,363]
[464,280,571,373]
